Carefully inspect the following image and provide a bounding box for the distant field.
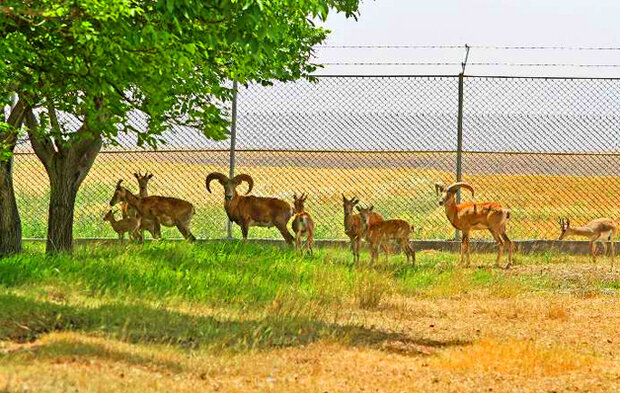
[0,242,618,392]
[13,150,620,241]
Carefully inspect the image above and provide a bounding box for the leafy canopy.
[0,0,360,148]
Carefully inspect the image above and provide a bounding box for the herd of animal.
[105,171,617,268]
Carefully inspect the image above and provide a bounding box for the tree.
[0,0,360,254]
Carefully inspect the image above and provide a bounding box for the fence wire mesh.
[12,75,620,241]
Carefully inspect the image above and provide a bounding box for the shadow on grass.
[0,294,470,355]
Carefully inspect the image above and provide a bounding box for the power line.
[318,44,620,51]
[323,61,620,68]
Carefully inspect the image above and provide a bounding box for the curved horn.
[445,182,474,197]
[232,173,254,195]
[116,179,123,188]
[205,172,229,193]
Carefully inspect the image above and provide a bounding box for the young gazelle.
[103,210,142,243]
[435,182,513,269]
[559,217,616,267]
[357,205,415,266]
[291,193,315,255]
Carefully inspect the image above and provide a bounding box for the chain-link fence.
[12,75,620,241]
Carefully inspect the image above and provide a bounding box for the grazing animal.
[103,210,142,243]
[291,193,315,255]
[110,180,196,241]
[342,194,385,263]
[357,205,415,266]
[435,182,513,269]
[206,172,294,244]
[559,217,616,267]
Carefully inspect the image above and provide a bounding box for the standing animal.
[357,205,415,266]
[291,193,315,255]
[120,172,153,219]
[559,217,616,267]
[435,182,513,269]
[103,210,142,243]
[342,194,385,263]
[110,180,196,241]
[206,172,294,244]
[130,171,157,239]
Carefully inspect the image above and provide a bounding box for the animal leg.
[492,232,505,268]
[240,222,249,244]
[502,232,513,268]
[153,218,162,240]
[307,232,314,256]
[276,221,294,246]
[175,221,195,242]
[295,231,302,253]
[354,237,361,264]
[590,241,597,263]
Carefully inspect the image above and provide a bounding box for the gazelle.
[435,182,513,269]
[120,171,153,219]
[357,205,415,266]
[559,217,616,267]
[342,195,385,263]
[103,210,142,243]
[291,193,315,255]
[110,180,196,241]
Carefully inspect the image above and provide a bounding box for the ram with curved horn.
[435,181,513,269]
[206,172,294,244]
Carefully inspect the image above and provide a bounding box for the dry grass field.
[0,243,619,393]
[12,150,619,241]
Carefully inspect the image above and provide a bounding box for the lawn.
[0,242,618,392]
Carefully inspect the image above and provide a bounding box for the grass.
[13,152,620,241]
[0,242,619,392]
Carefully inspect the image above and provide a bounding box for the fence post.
[455,72,465,241]
[227,80,239,239]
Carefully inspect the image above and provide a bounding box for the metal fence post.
[227,80,239,239]
[455,72,465,241]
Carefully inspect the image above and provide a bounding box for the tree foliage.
[1,0,360,147]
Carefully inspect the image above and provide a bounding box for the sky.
[315,0,620,77]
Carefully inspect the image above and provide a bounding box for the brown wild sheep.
[342,194,385,263]
[206,172,294,244]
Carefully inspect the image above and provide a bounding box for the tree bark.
[25,108,102,254]
[0,99,27,256]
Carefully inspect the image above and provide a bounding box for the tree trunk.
[0,157,22,256]
[0,99,27,256]
[25,108,102,254]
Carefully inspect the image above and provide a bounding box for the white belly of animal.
[471,223,488,230]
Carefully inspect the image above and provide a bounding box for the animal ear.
[369,204,374,211]
[342,193,347,202]
[356,206,362,212]
[147,173,153,179]
[302,193,307,201]
[116,179,123,189]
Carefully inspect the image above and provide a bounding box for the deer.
[103,210,142,243]
[206,172,294,244]
[558,217,616,267]
[110,179,196,241]
[435,182,513,269]
[342,194,386,263]
[357,205,415,266]
[291,193,315,255]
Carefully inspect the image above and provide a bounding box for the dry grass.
[12,151,620,240]
[433,338,595,376]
